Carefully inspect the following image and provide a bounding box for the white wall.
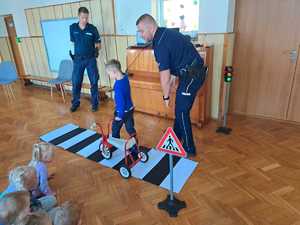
[115,0,152,35]
[199,0,235,33]
[0,0,81,36]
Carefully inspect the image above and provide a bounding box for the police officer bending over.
[136,14,207,158]
[69,7,101,112]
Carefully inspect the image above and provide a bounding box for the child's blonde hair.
[29,142,53,166]
[105,59,122,73]
[0,191,30,225]
[9,166,37,191]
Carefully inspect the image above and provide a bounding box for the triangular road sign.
[156,127,187,157]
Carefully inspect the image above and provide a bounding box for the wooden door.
[4,15,26,78]
[231,0,300,120]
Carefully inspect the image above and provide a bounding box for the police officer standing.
[136,14,207,158]
[69,7,101,112]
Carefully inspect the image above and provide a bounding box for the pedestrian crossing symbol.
[156,127,187,157]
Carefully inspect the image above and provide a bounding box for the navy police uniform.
[70,22,101,108]
[153,27,206,154]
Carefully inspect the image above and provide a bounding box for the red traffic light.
[224,66,233,73]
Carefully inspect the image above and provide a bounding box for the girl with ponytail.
[28,142,55,198]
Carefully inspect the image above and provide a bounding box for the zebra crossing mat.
[40,123,198,193]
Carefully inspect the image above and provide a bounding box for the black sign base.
[157,195,186,217]
[216,126,232,135]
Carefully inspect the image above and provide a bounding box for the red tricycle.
[90,122,149,179]
[90,121,114,159]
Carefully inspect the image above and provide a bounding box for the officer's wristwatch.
[163,96,170,101]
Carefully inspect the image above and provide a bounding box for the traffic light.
[216,66,234,135]
[16,37,21,44]
[224,66,233,83]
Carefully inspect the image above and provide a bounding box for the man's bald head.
[136,14,158,42]
[136,14,157,26]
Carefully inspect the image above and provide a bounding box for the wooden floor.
[1,82,300,225]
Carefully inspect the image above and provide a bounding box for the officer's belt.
[74,55,94,60]
[180,64,207,78]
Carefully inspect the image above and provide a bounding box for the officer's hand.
[115,116,122,121]
[95,47,99,58]
[164,99,170,107]
[163,96,170,107]
[69,50,75,60]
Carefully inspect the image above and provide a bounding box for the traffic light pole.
[216,66,233,135]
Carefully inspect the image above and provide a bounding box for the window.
[161,0,200,32]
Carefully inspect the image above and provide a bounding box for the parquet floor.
[0,82,300,225]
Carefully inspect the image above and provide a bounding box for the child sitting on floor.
[0,166,57,212]
[0,166,37,199]
[105,59,136,139]
[0,191,54,225]
[28,142,55,198]
[0,191,81,225]
[0,191,30,225]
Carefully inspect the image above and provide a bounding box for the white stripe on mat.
[99,148,124,168]
[159,157,198,193]
[76,138,102,158]
[40,124,78,142]
[131,149,166,179]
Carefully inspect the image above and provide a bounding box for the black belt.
[180,64,207,78]
[74,55,94,60]
[189,64,207,77]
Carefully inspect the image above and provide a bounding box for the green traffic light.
[224,76,232,83]
[16,37,21,44]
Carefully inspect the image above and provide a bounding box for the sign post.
[156,127,187,217]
